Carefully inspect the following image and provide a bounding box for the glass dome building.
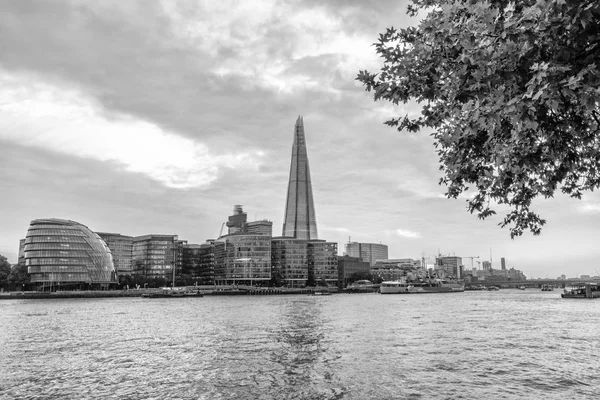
[24,218,118,290]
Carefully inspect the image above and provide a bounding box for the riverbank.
[0,287,342,299]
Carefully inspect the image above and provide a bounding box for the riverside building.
[132,234,178,280]
[271,237,308,287]
[337,256,371,288]
[213,234,272,285]
[96,232,133,275]
[344,242,388,266]
[307,241,338,286]
[24,218,118,291]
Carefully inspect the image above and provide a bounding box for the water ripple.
[1,292,599,399]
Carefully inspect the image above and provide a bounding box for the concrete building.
[226,205,247,235]
[246,220,273,236]
[371,259,422,282]
[435,256,463,278]
[96,232,133,275]
[501,257,506,270]
[18,238,25,266]
[337,256,370,288]
[345,242,389,266]
[282,116,318,240]
[24,218,118,290]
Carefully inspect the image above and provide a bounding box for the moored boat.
[380,278,464,294]
[141,288,204,298]
[561,283,600,299]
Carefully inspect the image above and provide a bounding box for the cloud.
[579,203,600,213]
[0,71,263,189]
[392,229,421,239]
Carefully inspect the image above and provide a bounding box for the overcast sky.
[1,0,599,278]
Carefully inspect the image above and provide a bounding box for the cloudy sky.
[1,0,599,278]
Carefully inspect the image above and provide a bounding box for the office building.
[222,205,273,237]
[337,256,370,288]
[96,232,133,275]
[246,220,273,236]
[345,242,388,266]
[226,205,247,235]
[435,256,463,278]
[24,218,118,290]
[214,234,271,285]
[501,257,506,270]
[271,237,308,288]
[132,234,178,280]
[282,116,318,240]
[307,240,338,286]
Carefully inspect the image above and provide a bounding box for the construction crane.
[464,256,480,270]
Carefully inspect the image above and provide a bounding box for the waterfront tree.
[357,0,600,238]
[0,254,11,289]
[8,263,29,289]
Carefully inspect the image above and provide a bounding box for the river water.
[0,290,598,399]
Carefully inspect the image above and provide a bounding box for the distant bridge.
[470,279,600,288]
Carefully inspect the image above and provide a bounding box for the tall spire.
[282,116,318,239]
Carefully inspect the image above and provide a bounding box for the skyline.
[2,0,600,279]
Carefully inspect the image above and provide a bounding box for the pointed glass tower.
[282,116,319,240]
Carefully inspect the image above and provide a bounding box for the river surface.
[1,290,599,399]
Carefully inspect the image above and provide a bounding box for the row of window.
[28,224,80,230]
[27,229,86,237]
[25,250,91,258]
[25,243,91,251]
[26,258,90,266]
[28,265,90,273]
[26,236,88,244]
[29,272,91,283]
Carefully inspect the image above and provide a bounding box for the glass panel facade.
[24,219,117,287]
[131,235,177,279]
[271,238,308,287]
[214,235,271,283]
[308,241,338,285]
[282,117,318,240]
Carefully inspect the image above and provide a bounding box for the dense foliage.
[357,0,600,237]
[0,254,12,289]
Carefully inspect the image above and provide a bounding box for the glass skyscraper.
[282,116,318,240]
[24,218,118,290]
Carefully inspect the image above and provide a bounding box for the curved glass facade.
[24,219,118,288]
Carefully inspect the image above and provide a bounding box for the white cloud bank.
[393,229,421,239]
[0,71,263,189]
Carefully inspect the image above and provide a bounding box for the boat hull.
[380,281,464,294]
